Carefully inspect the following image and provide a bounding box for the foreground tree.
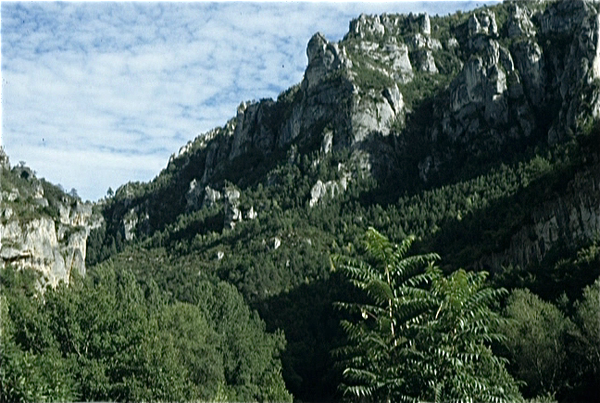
[333,228,522,403]
[0,263,292,403]
[416,269,522,403]
[500,288,573,399]
[569,277,600,402]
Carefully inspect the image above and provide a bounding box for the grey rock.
[447,37,459,48]
[412,49,438,73]
[476,164,600,273]
[121,204,149,242]
[309,175,350,207]
[450,40,507,119]
[302,32,351,92]
[511,39,546,107]
[539,0,590,35]
[0,147,10,171]
[383,43,414,83]
[122,209,138,242]
[230,99,277,160]
[407,33,442,51]
[246,206,258,220]
[468,10,498,37]
[186,179,202,210]
[507,3,536,38]
[322,129,334,154]
[349,14,385,39]
[224,186,242,230]
[351,88,398,143]
[421,13,431,36]
[382,85,404,115]
[203,186,222,208]
[0,216,89,287]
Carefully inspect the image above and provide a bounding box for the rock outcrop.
[419,0,600,182]
[1,163,101,286]
[476,162,600,272]
[0,217,87,286]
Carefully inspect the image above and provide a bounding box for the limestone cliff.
[420,0,600,182]
[0,148,102,286]
[97,0,600,278]
[477,161,600,272]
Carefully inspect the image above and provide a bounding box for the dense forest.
[2,1,600,402]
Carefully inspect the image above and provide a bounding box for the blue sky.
[1,1,495,201]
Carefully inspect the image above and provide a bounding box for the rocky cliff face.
[477,160,600,272]
[160,0,600,192]
[0,148,101,286]
[99,0,600,277]
[420,0,600,182]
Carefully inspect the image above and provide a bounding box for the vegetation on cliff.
[2,1,600,402]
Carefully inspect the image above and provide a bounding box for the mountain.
[2,1,599,402]
[93,0,599,256]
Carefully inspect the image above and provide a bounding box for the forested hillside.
[2,1,599,402]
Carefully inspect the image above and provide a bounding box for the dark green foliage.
[0,264,291,403]
[501,288,574,400]
[82,128,598,401]
[0,268,78,403]
[332,228,440,402]
[568,278,600,403]
[333,228,521,403]
[415,269,522,403]
[495,238,600,304]
[500,281,600,403]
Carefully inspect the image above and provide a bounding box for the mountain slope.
[84,2,600,400]
[6,1,597,401]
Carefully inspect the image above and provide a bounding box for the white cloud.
[2,1,497,201]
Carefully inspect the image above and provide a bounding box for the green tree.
[334,228,521,403]
[0,268,78,403]
[568,277,600,402]
[332,227,439,402]
[417,269,522,403]
[501,288,574,399]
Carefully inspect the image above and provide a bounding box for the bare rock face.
[203,185,222,209]
[507,3,536,38]
[512,39,546,108]
[1,154,101,288]
[230,99,277,160]
[302,32,352,92]
[383,43,414,83]
[348,14,386,39]
[120,202,150,242]
[0,148,10,171]
[186,179,202,211]
[104,2,600,255]
[350,85,404,144]
[476,163,600,273]
[439,37,516,148]
[539,0,590,35]
[419,1,600,182]
[468,9,498,37]
[309,177,349,207]
[1,197,98,287]
[411,49,438,73]
[223,186,242,230]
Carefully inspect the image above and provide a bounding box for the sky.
[1,1,496,202]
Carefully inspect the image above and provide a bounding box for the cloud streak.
[2,1,495,201]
